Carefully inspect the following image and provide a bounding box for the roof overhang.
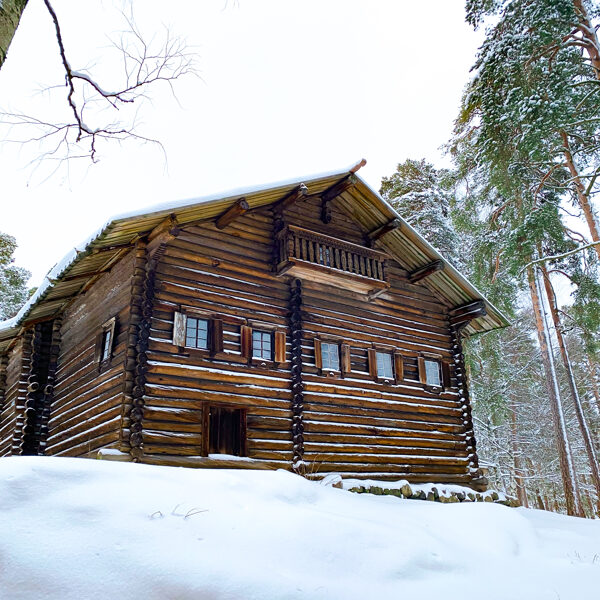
[0,162,509,352]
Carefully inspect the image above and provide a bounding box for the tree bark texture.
[540,264,600,515]
[0,0,28,68]
[527,265,582,516]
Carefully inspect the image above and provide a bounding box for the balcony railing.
[275,225,389,296]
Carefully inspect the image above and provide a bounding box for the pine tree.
[380,159,463,268]
[0,232,30,320]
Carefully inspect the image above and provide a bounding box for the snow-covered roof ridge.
[0,159,509,340]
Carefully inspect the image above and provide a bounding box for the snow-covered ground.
[0,457,598,600]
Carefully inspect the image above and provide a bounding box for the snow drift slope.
[0,457,598,600]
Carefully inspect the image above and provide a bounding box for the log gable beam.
[320,174,358,224]
[274,183,308,211]
[368,218,402,246]
[216,197,249,230]
[449,299,487,329]
[409,260,445,283]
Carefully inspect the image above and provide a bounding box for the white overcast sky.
[0,0,483,285]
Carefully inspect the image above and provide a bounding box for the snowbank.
[0,457,598,599]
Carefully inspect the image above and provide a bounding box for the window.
[96,316,116,367]
[424,359,442,387]
[173,311,223,355]
[321,342,340,371]
[376,351,393,379]
[101,328,112,362]
[185,316,209,350]
[252,330,272,360]
[205,406,247,457]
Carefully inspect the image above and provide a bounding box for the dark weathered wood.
[368,218,401,244]
[216,198,249,229]
[320,175,358,223]
[409,260,445,283]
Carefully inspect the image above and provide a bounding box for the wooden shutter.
[173,311,186,346]
[314,338,322,369]
[394,351,404,383]
[94,332,104,363]
[340,343,351,374]
[210,318,224,354]
[442,360,451,389]
[367,348,377,378]
[241,325,253,359]
[274,330,286,363]
[418,356,427,384]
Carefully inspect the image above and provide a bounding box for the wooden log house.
[0,162,508,489]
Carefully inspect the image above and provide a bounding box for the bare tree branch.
[1,0,197,165]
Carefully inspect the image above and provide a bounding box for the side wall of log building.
[44,251,135,457]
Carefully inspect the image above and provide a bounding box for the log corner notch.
[216,197,249,230]
[408,259,444,284]
[449,299,487,331]
[320,159,366,224]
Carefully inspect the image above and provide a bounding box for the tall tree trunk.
[527,264,583,516]
[559,130,600,261]
[509,397,529,507]
[540,264,600,516]
[573,0,600,81]
[0,0,29,69]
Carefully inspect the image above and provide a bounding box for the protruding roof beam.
[321,174,358,224]
[409,259,445,283]
[349,158,367,173]
[275,183,308,210]
[216,197,249,229]
[450,299,487,328]
[368,218,402,245]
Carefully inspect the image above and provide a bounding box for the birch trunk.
[539,264,600,516]
[559,131,600,261]
[527,265,582,516]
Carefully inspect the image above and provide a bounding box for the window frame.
[173,307,228,357]
[417,352,451,391]
[252,328,274,361]
[314,337,345,377]
[184,315,210,351]
[375,350,394,382]
[242,320,286,368]
[96,316,116,371]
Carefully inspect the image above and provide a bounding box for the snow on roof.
[0,159,509,340]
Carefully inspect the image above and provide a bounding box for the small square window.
[376,352,393,379]
[252,330,273,360]
[322,342,340,371]
[424,359,442,387]
[101,328,112,362]
[186,317,209,349]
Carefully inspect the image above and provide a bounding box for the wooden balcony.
[275,225,389,296]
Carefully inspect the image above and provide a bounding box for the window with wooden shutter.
[210,318,223,355]
[340,343,351,374]
[418,354,443,388]
[173,311,186,347]
[314,338,322,370]
[274,330,286,364]
[241,325,253,360]
[367,348,377,378]
[394,351,404,383]
[173,310,224,355]
[441,360,452,390]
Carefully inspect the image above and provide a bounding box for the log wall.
[0,334,31,456]
[142,210,293,466]
[45,251,135,457]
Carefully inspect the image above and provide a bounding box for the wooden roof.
[0,164,509,351]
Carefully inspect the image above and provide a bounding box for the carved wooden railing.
[275,225,389,296]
